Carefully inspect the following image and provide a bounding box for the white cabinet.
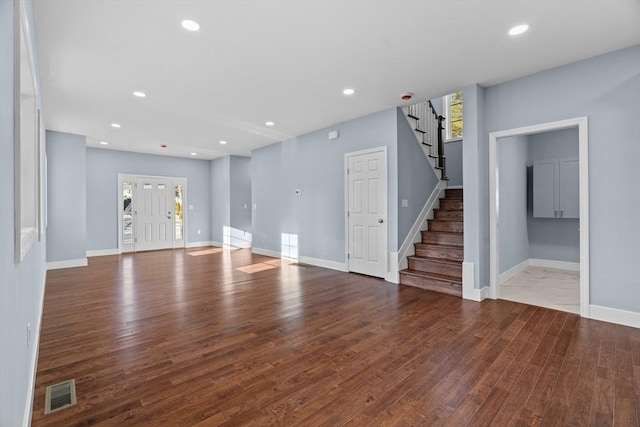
[533,157,578,219]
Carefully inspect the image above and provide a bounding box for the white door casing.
[488,116,589,318]
[118,174,187,253]
[135,177,173,251]
[346,148,387,278]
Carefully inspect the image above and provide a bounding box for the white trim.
[387,252,400,284]
[298,255,348,272]
[251,247,281,258]
[446,185,463,189]
[528,258,580,271]
[589,305,640,329]
[462,261,486,301]
[489,116,590,318]
[344,146,388,279]
[87,248,120,257]
[23,271,46,427]
[498,259,530,284]
[185,241,216,248]
[117,173,188,253]
[46,258,88,270]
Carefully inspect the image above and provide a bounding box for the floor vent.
[44,379,77,415]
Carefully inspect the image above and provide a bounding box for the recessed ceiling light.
[99,141,108,145]
[133,91,146,98]
[111,123,121,128]
[190,152,197,156]
[508,24,529,36]
[181,19,200,32]
[265,121,275,126]
[343,88,355,95]
[219,140,227,145]
[161,144,167,148]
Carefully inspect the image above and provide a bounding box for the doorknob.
[378,219,384,223]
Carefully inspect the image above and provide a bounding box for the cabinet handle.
[554,209,558,217]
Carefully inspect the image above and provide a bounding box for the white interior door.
[135,177,173,251]
[347,149,387,278]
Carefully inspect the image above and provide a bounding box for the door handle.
[378,219,384,223]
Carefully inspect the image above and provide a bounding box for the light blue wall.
[0,1,47,425]
[210,156,230,244]
[498,135,529,273]
[444,140,463,186]
[86,148,212,250]
[252,108,399,263]
[462,83,488,289]
[397,108,439,247]
[46,131,87,262]
[527,128,580,263]
[482,45,640,312]
[229,156,252,233]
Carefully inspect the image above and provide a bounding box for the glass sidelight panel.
[122,182,133,244]
[175,184,183,240]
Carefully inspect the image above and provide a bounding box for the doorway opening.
[489,117,589,317]
[118,174,187,253]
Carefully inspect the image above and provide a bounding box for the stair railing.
[407,100,448,181]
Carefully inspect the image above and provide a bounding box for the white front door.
[347,148,387,278]
[135,177,174,251]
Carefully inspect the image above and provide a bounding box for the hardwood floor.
[32,248,639,426]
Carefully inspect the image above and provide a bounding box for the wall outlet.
[401,199,409,208]
[188,204,194,210]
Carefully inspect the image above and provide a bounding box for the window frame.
[443,91,463,142]
[14,0,44,263]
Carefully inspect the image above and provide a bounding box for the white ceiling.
[34,0,640,160]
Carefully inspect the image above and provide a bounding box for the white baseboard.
[298,255,348,272]
[499,259,529,284]
[87,248,120,257]
[186,241,216,248]
[462,262,478,301]
[529,258,580,271]
[251,247,281,258]
[589,305,640,329]
[230,242,251,249]
[387,252,400,284]
[446,185,463,189]
[23,271,46,427]
[462,261,491,302]
[46,258,88,270]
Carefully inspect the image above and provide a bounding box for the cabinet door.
[559,157,579,218]
[533,159,559,218]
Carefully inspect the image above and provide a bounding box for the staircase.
[400,188,463,297]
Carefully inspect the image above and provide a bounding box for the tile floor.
[500,266,580,314]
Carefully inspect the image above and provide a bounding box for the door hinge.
[347,168,349,174]
[347,253,350,259]
[134,238,137,243]
[347,210,350,217]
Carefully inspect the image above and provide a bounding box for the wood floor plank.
[30,248,638,426]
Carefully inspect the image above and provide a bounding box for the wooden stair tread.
[400,269,462,284]
[407,256,462,266]
[416,242,462,249]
